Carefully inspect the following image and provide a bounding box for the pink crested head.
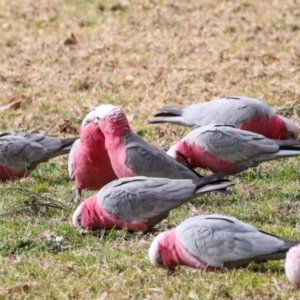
[94,104,131,135]
[72,202,84,227]
[80,110,105,142]
[285,245,300,286]
[72,195,100,229]
[167,144,178,158]
[95,104,124,121]
[278,115,299,139]
[82,111,96,128]
[149,232,168,268]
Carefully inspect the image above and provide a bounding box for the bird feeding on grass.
[151,96,299,140]
[0,132,77,180]
[72,175,233,232]
[149,215,299,270]
[167,124,300,175]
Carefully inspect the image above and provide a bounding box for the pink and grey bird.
[167,124,300,174]
[94,104,201,180]
[285,245,300,286]
[68,111,117,202]
[72,175,233,232]
[151,96,298,140]
[0,132,77,180]
[149,215,299,270]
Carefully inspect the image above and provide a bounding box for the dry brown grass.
[1,0,300,299]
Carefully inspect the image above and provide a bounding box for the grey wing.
[98,176,197,225]
[182,96,272,127]
[0,134,49,170]
[186,125,279,163]
[176,215,287,267]
[68,139,80,180]
[124,133,198,180]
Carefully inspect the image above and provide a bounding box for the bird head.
[72,202,84,227]
[94,104,130,135]
[82,111,96,128]
[149,232,168,269]
[278,115,299,139]
[166,144,178,159]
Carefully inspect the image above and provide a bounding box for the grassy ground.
[0,0,300,298]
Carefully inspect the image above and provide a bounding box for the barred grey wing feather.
[177,215,289,268]
[182,96,272,127]
[98,176,197,224]
[0,133,78,170]
[124,133,198,180]
[0,135,48,169]
[186,125,279,163]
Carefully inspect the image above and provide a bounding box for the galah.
[167,124,300,174]
[0,132,77,180]
[149,215,299,270]
[68,111,118,202]
[150,96,299,140]
[285,245,300,286]
[72,175,233,231]
[94,104,201,180]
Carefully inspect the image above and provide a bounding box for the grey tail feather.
[225,240,299,269]
[194,173,230,189]
[224,254,285,269]
[279,145,300,151]
[259,230,300,250]
[149,119,173,124]
[46,137,79,159]
[154,112,179,117]
[28,137,78,170]
[149,116,193,127]
[193,173,232,196]
[281,239,300,251]
[60,137,79,151]
[157,105,187,116]
[273,139,300,147]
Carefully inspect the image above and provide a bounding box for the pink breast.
[239,115,288,139]
[177,142,235,174]
[0,165,29,180]
[74,142,117,191]
[81,196,148,232]
[158,230,208,269]
[105,139,136,178]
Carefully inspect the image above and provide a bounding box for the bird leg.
[70,187,82,204]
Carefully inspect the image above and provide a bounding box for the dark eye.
[83,119,92,127]
[157,256,164,266]
[289,132,295,139]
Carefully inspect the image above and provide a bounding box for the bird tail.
[47,137,79,159]
[193,173,234,195]
[273,139,300,147]
[255,149,300,163]
[225,240,299,269]
[149,116,191,126]
[253,239,300,261]
[155,105,187,117]
[149,105,194,127]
